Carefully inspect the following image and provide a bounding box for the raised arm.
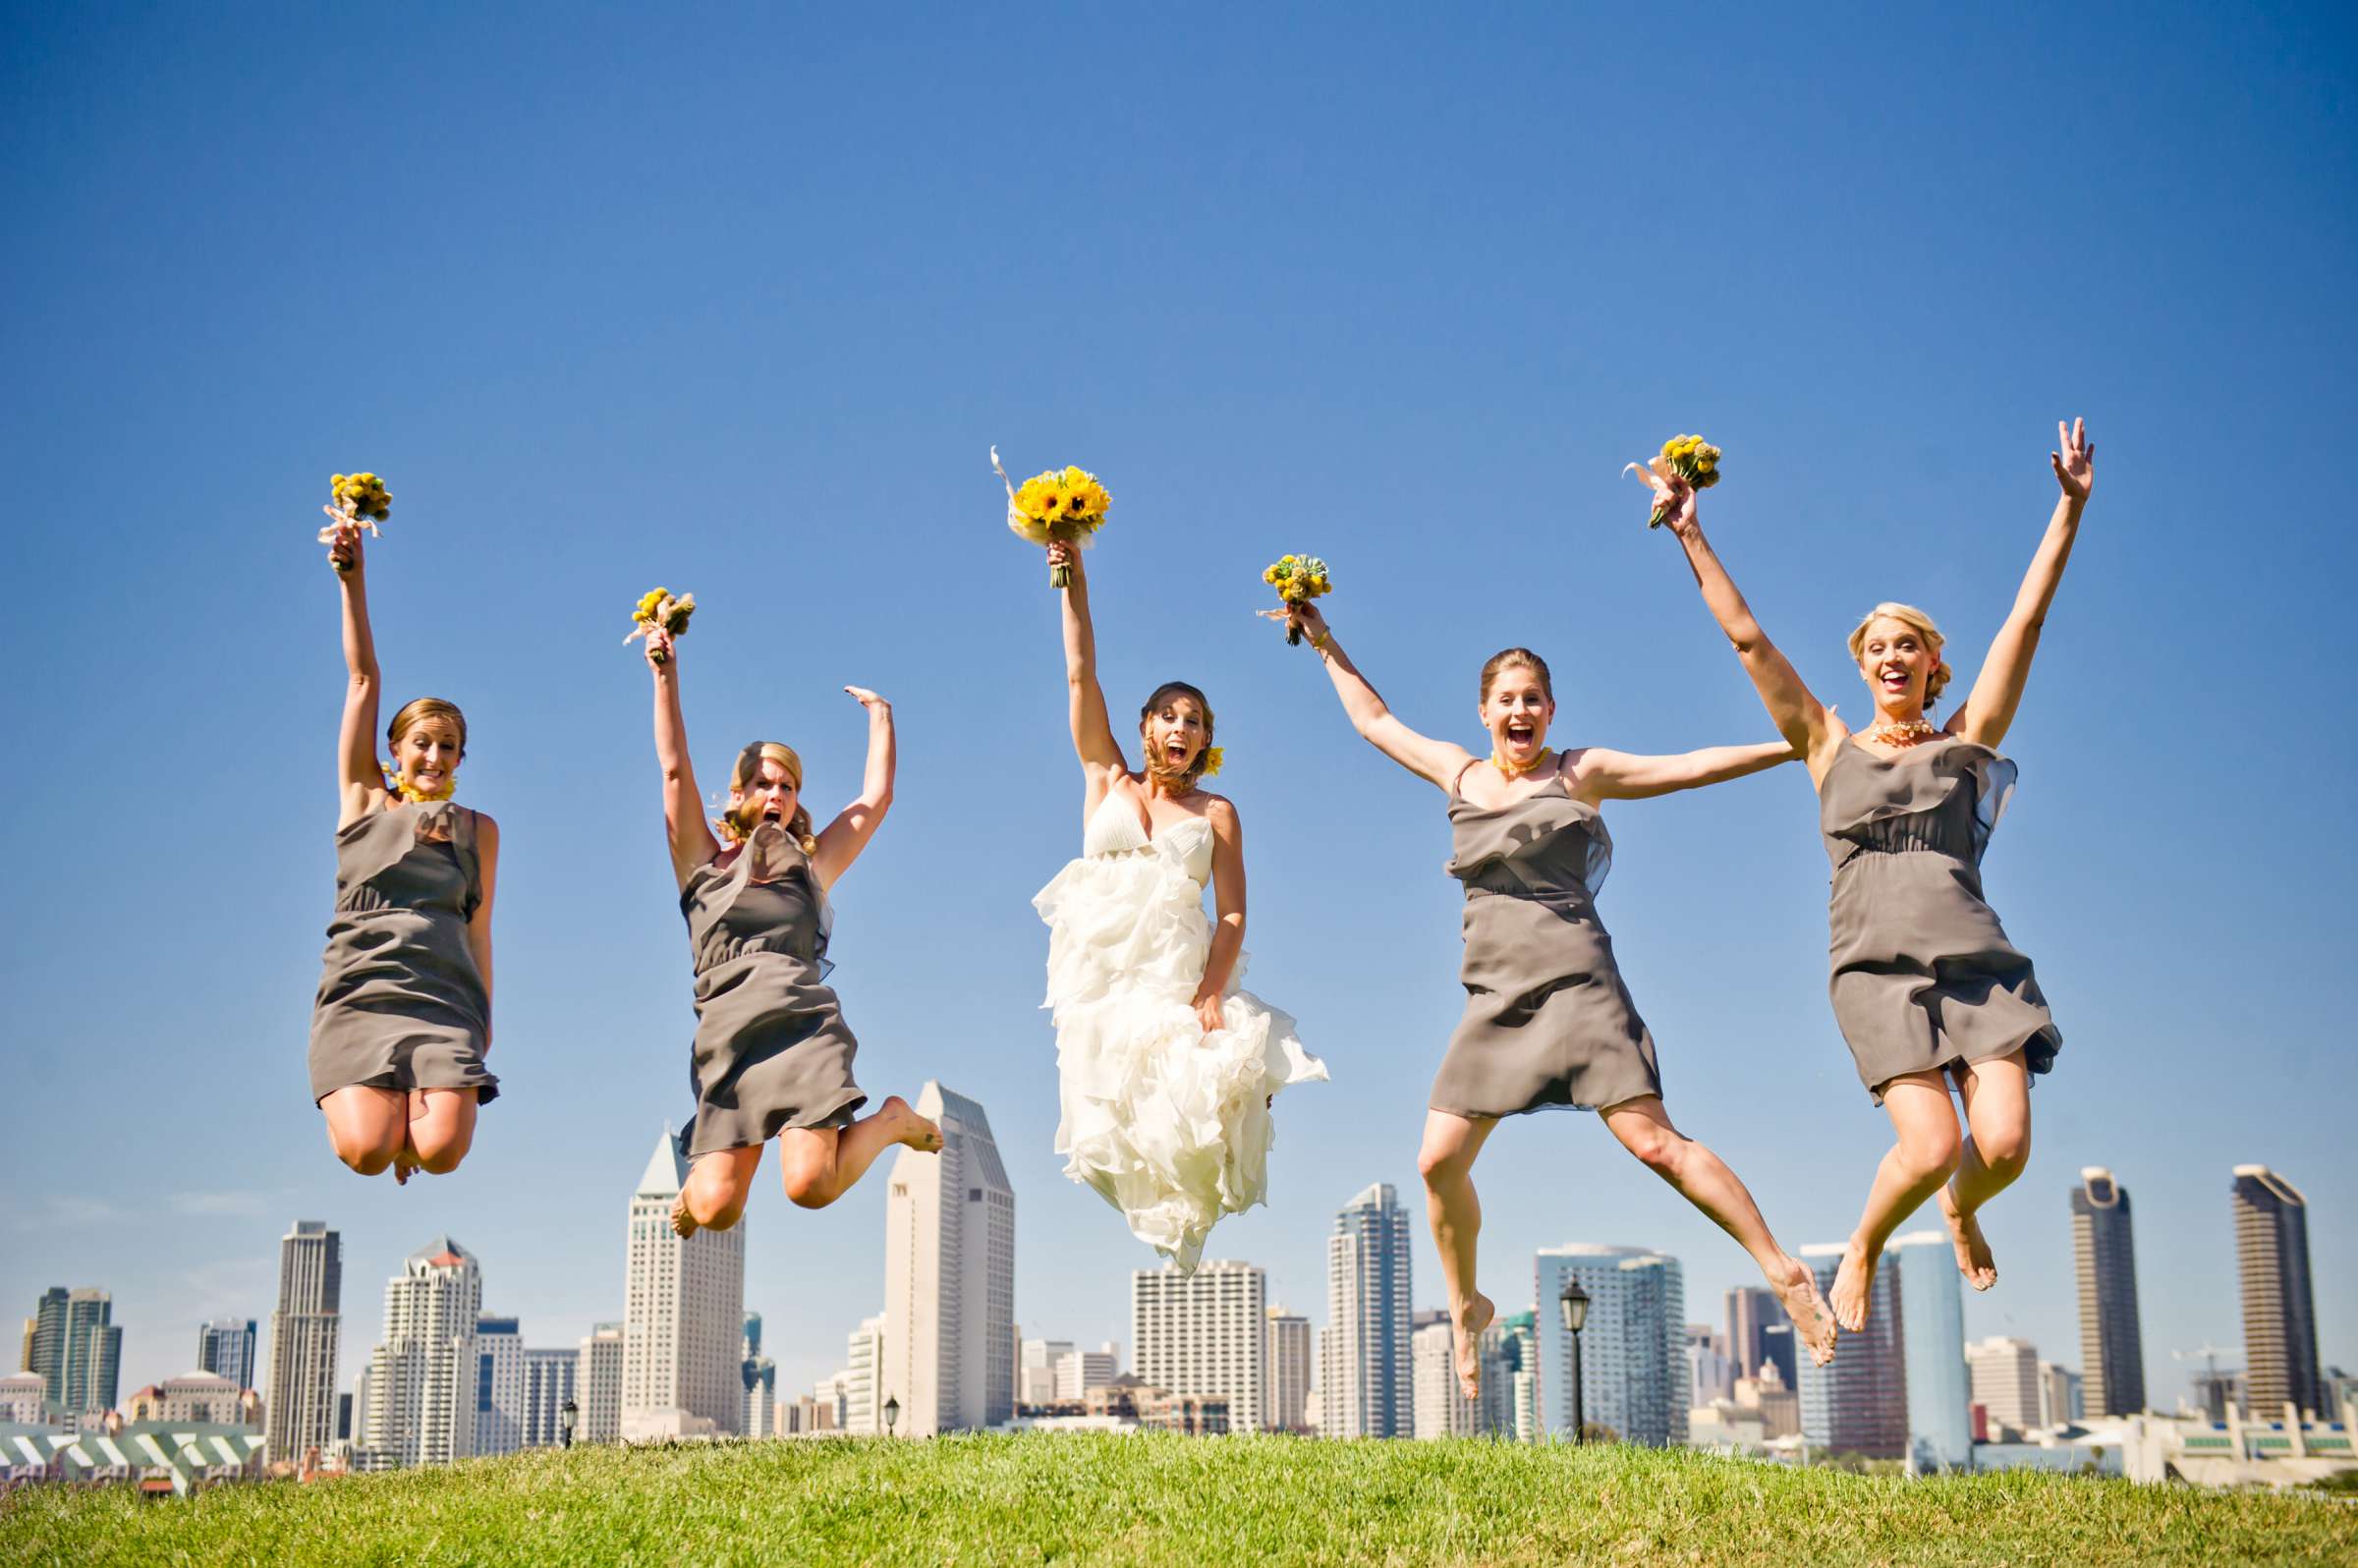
[1567,739,1799,803]
[811,688,894,889]
[1047,541,1127,788]
[1656,483,1840,768]
[327,523,387,829]
[1950,419,2094,748]
[646,629,720,888]
[1282,601,1472,790]
[1190,797,1248,1036]
[467,815,498,1045]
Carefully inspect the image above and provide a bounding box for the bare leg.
[776,1095,943,1210]
[407,1089,480,1176]
[1417,1110,1498,1399]
[675,1147,762,1236]
[320,1087,406,1177]
[1831,1072,1962,1331]
[1600,1096,1837,1367]
[1936,1051,2030,1293]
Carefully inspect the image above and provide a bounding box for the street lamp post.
[883,1395,900,1438]
[1558,1277,1591,1444]
[559,1397,578,1450]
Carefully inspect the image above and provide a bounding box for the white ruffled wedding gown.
[1035,790,1327,1271]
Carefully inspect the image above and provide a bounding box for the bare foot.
[391,1151,418,1188]
[1453,1293,1494,1401]
[669,1193,699,1238]
[879,1095,943,1153]
[1829,1237,1879,1333]
[1936,1186,1997,1292]
[1771,1256,1838,1367]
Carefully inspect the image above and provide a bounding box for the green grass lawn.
[4,1433,2352,1567]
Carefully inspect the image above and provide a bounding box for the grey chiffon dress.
[679,822,866,1158]
[309,801,498,1104]
[1819,738,2059,1101]
[1430,766,1662,1118]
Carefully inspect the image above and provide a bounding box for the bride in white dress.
[1034,538,1325,1271]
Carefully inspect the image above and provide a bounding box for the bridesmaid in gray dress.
[310,519,497,1183]
[1655,418,2095,1332]
[641,620,940,1237]
[1278,600,1839,1400]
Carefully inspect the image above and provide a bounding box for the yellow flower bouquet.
[318,472,392,570]
[625,587,697,663]
[992,446,1111,588]
[1624,434,1722,527]
[1262,553,1333,644]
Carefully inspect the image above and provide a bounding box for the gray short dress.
[679,822,866,1158]
[309,802,498,1105]
[1430,767,1662,1118]
[1820,739,2060,1101]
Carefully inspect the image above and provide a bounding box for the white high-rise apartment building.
[577,1323,623,1443]
[1966,1336,2043,1436]
[1323,1183,1413,1438]
[362,1238,482,1470]
[883,1084,1015,1436]
[196,1317,257,1392]
[1410,1316,1478,1438]
[474,1316,526,1456]
[844,1315,886,1434]
[1534,1246,1688,1447]
[523,1348,578,1448]
[265,1220,341,1465]
[622,1131,745,1439]
[1135,1260,1270,1432]
[1265,1309,1312,1431]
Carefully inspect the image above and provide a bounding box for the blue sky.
[4,3,2353,1414]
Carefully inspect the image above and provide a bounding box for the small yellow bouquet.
[318,471,392,570]
[1263,553,1333,644]
[1624,434,1722,527]
[992,446,1111,588]
[625,587,697,663]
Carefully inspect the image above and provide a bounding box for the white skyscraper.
[883,1083,1015,1436]
[1021,1338,1075,1407]
[844,1315,886,1434]
[1056,1343,1120,1401]
[577,1322,623,1443]
[1265,1309,1312,1431]
[1322,1183,1413,1437]
[474,1316,526,1456]
[622,1130,745,1440]
[1411,1316,1478,1438]
[1134,1260,1270,1432]
[1967,1336,2043,1436]
[362,1238,482,1470]
[523,1347,579,1448]
[1534,1246,1688,1447]
[265,1220,341,1466]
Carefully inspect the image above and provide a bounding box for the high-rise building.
[1685,1323,1735,1408]
[2070,1166,2146,1417]
[523,1348,578,1448]
[742,1312,778,1437]
[1265,1309,1312,1431]
[1796,1246,1906,1458]
[1724,1286,1786,1382]
[2038,1362,2083,1429]
[1322,1183,1413,1438]
[1020,1338,1075,1407]
[24,1288,122,1418]
[883,1084,1015,1436]
[474,1316,526,1456]
[1535,1247,1687,1447]
[1478,1310,1539,1442]
[843,1315,886,1433]
[1411,1312,1478,1438]
[622,1130,746,1439]
[1057,1343,1119,1401]
[362,1239,482,1470]
[577,1323,623,1443]
[1966,1337,2042,1437]
[2232,1165,2323,1419]
[1136,1260,1270,1433]
[196,1317,257,1392]
[266,1220,342,1466]
[1890,1231,1972,1471]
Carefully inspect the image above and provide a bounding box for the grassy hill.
[4,1433,2353,1566]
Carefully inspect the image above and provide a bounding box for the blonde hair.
[1847,602,1952,708]
[387,697,468,756]
[1479,647,1553,703]
[717,742,817,853]
[1140,681,1218,791]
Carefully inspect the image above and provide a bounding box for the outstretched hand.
[2050,417,2095,502]
[322,510,365,574]
[1045,538,1084,582]
[642,627,676,671]
[1624,460,1700,536]
[844,685,891,714]
[1264,599,1330,644]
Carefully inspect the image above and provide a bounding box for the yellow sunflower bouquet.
[318,472,393,570]
[1263,553,1333,644]
[992,446,1112,588]
[624,587,697,663]
[1624,434,1722,527]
